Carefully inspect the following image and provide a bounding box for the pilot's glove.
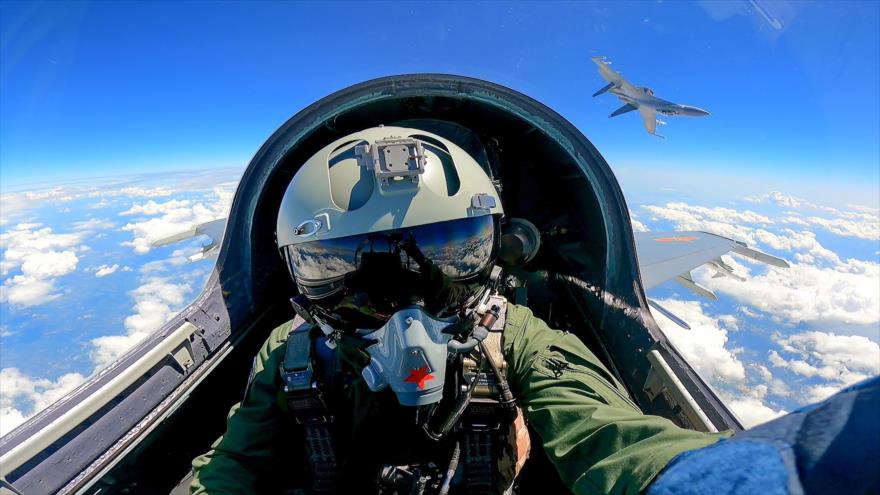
[647,376,879,495]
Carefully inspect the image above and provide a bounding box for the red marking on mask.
[404,367,434,390]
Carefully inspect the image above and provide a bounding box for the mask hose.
[476,305,517,416]
[423,358,482,441]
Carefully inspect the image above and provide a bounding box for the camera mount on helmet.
[355,137,427,187]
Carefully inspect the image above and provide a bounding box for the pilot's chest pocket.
[530,348,641,412]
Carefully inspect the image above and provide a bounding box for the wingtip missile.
[731,243,790,268]
[648,299,692,330]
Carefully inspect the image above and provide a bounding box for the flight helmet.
[276,125,504,330]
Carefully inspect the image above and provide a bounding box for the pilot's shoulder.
[503,303,561,350]
[504,303,535,329]
[506,303,556,332]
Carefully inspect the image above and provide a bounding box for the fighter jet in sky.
[591,56,710,137]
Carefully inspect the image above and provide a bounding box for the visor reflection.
[287,215,495,283]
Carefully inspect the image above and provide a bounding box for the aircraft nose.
[682,105,710,117]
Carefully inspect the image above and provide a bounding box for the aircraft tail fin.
[609,103,637,117]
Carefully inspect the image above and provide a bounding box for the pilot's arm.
[502,304,728,495]
[191,321,297,494]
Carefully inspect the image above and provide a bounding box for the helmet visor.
[282,215,497,325]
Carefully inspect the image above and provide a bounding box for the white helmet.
[277,126,504,328]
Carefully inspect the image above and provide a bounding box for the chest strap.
[280,323,338,493]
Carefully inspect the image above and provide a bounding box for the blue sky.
[2,1,879,204]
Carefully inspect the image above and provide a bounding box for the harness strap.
[280,321,339,493]
[460,295,529,495]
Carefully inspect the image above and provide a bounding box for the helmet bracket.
[355,137,427,187]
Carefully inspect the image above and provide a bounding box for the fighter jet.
[0,74,787,494]
[591,56,710,137]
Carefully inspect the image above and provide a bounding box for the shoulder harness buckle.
[279,322,332,424]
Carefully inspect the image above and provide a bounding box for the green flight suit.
[191,304,726,494]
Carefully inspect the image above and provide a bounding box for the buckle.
[281,363,333,424]
[281,365,314,393]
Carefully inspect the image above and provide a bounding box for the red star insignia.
[404,367,434,390]
[654,236,699,243]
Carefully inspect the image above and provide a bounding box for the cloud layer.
[0,223,85,306]
[0,368,86,436]
[651,298,787,427]
[120,187,233,254]
[640,191,878,427]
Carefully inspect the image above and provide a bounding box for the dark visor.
[282,215,497,326]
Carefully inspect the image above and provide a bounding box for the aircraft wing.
[638,106,659,136]
[635,231,789,327]
[151,218,227,261]
[591,56,639,95]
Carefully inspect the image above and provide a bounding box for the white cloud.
[631,218,648,232]
[725,395,787,428]
[644,202,774,229]
[72,218,116,230]
[640,195,879,329]
[90,277,192,368]
[103,186,175,198]
[751,229,839,264]
[638,193,880,426]
[767,330,879,406]
[697,257,880,327]
[119,187,233,254]
[0,277,58,306]
[650,299,790,428]
[744,191,879,241]
[803,384,843,403]
[642,203,763,244]
[0,223,85,306]
[642,203,849,264]
[119,199,192,217]
[19,250,78,278]
[652,299,746,384]
[0,368,86,436]
[630,211,649,232]
[744,191,805,208]
[0,407,27,437]
[95,264,120,277]
[769,331,879,385]
[801,215,879,241]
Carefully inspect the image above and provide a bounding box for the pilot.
[189,126,878,495]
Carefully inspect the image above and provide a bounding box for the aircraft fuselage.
[609,87,710,117]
